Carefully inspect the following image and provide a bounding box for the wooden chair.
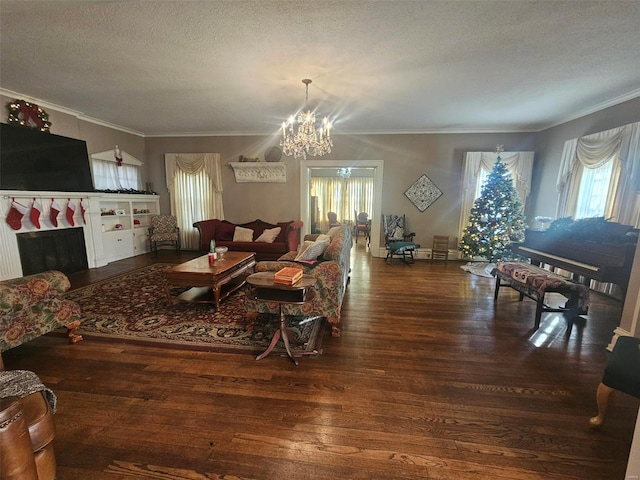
[431,235,450,262]
[354,210,370,244]
[589,335,640,429]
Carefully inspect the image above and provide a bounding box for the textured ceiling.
[1,0,640,136]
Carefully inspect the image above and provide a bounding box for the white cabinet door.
[133,227,150,255]
[103,230,134,262]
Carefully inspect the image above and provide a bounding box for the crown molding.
[545,88,640,131]
[3,87,639,137]
[0,88,144,137]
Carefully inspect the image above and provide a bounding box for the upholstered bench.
[491,262,590,329]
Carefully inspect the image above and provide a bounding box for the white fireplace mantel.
[0,190,157,280]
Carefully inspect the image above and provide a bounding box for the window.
[164,153,224,251]
[174,167,213,250]
[92,158,142,190]
[574,159,614,219]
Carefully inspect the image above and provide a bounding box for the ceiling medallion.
[281,79,333,160]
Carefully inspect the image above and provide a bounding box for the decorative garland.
[6,99,52,132]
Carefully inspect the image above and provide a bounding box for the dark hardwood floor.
[3,243,638,479]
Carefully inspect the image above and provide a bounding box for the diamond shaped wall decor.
[404,174,443,212]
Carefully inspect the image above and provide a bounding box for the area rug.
[63,264,324,356]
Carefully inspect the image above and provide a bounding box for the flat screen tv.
[0,122,95,192]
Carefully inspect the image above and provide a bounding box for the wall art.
[404,174,443,212]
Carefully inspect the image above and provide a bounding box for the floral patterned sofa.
[244,225,352,337]
[0,271,83,369]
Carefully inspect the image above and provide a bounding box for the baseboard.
[377,247,461,260]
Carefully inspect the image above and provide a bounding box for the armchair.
[382,214,418,264]
[148,215,180,254]
[0,370,57,480]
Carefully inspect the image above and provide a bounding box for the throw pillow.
[295,240,314,258]
[391,226,404,241]
[327,226,342,238]
[315,233,331,243]
[233,226,254,242]
[295,238,330,261]
[215,221,236,241]
[255,227,281,243]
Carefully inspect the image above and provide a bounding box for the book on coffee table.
[274,266,304,285]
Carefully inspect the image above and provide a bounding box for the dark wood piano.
[514,226,638,292]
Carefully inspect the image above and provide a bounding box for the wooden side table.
[246,272,316,366]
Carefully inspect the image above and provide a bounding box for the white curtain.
[556,121,640,226]
[311,176,374,232]
[458,151,534,242]
[92,159,142,190]
[164,153,224,250]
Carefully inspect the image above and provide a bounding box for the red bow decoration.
[114,146,123,167]
[18,102,44,129]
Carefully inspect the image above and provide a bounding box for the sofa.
[0,271,83,370]
[244,225,352,337]
[193,219,303,261]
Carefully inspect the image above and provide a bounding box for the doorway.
[299,159,384,257]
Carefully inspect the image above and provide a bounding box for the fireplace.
[17,228,88,276]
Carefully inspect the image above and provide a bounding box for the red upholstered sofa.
[193,219,303,261]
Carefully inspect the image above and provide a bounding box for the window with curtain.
[310,175,374,232]
[165,153,224,250]
[574,157,615,219]
[92,158,142,190]
[174,168,213,249]
[556,121,640,227]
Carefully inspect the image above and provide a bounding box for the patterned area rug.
[63,264,324,356]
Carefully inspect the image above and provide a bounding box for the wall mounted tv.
[0,123,95,192]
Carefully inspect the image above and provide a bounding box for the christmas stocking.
[66,199,76,226]
[50,199,62,227]
[30,198,42,229]
[80,199,88,224]
[6,200,28,230]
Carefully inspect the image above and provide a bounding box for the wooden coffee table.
[164,252,256,310]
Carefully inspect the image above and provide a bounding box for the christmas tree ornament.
[30,198,42,228]
[66,199,76,226]
[50,199,62,227]
[6,199,28,230]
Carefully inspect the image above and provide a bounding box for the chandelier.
[281,79,333,159]
[337,167,352,178]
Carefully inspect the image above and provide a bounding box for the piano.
[514,228,638,292]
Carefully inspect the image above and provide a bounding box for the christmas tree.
[459,152,526,262]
